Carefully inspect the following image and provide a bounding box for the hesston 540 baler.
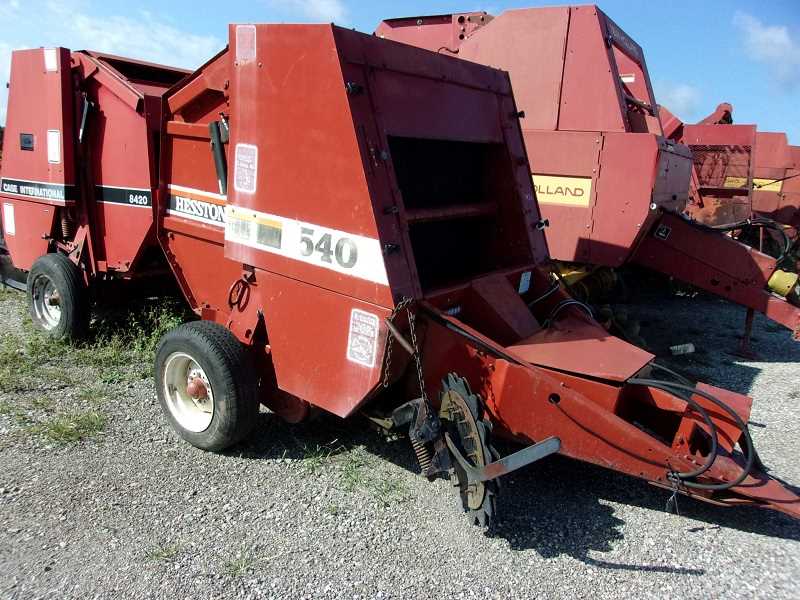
[1,25,799,526]
[376,5,800,341]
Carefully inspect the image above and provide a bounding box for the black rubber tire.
[27,253,89,341]
[154,321,259,452]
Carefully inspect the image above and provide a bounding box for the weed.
[30,396,55,411]
[224,555,257,577]
[338,448,369,492]
[370,477,410,508]
[146,544,181,562]
[0,400,32,426]
[300,443,335,475]
[28,410,106,443]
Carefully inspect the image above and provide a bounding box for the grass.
[223,555,258,577]
[300,443,337,475]
[334,446,410,508]
[0,292,192,445]
[27,410,106,444]
[146,544,181,562]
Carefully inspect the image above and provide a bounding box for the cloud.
[0,1,223,125]
[267,0,349,23]
[654,81,702,119]
[733,11,800,90]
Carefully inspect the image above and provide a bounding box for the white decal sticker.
[347,309,380,368]
[47,130,61,164]
[518,271,532,294]
[43,48,58,72]
[620,74,636,84]
[234,144,258,194]
[225,205,390,285]
[236,25,257,63]
[2,203,15,236]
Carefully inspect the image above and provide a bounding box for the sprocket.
[439,373,499,528]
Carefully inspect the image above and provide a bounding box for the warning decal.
[347,309,380,368]
[234,144,258,194]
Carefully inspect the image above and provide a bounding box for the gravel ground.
[0,288,798,599]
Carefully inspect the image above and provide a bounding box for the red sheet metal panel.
[0,48,76,206]
[458,7,569,131]
[558,6,626,133]
[507,315,654,381]
[524,130,600,263]
[591,133,663,267]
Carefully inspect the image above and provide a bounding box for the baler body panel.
[752,132,793,220]
[0,48,74,269]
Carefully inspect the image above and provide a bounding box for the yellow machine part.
[768,270,800,297]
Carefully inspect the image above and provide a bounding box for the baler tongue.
[420,302,799,523]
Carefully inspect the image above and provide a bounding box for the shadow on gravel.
[490,455,800,567]
[234,412,800,573]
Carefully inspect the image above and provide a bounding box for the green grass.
[146,544,181,562]
[223,555,257,577]
[300,443,336,475]
[27,410,106,443]
[0,294,193,445]
[338,448,369,492]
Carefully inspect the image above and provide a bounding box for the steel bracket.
[445,434,561,483]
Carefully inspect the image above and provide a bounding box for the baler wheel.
[27,253,88,341]
[439,374,499,528]
[155,321,259,452]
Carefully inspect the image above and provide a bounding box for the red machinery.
[376,6,800,340]
[0,47,188,332]
[2,24,800,526]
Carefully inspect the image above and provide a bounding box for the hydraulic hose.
[545,298,594,326]
[688,215,792,263]
[628,377,756,491]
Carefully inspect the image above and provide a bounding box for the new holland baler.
[2,23,800,526]
[375,6,800,341]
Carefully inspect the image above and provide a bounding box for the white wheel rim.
[31,274,62,330]
[162,352,215,433]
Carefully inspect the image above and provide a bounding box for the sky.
[0,0,797,142]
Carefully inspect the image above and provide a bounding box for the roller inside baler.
[2,22,800,525]
[376,5,800,341]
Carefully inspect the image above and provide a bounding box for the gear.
[439,373,499,528]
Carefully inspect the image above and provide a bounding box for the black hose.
[692,216,792,263]
[545,299,594,326]
[527,279,560,308]
[649,362,694,387]
[629,377,756,491]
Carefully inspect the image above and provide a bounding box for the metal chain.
[382,297,428,403]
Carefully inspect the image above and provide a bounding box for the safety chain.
[382,297,428,403]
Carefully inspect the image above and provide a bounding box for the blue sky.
[1,0,798,142]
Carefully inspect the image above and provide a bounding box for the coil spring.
[411,438,432,474]
[60,211,75,239]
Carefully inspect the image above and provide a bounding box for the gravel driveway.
[0,288,798,599]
